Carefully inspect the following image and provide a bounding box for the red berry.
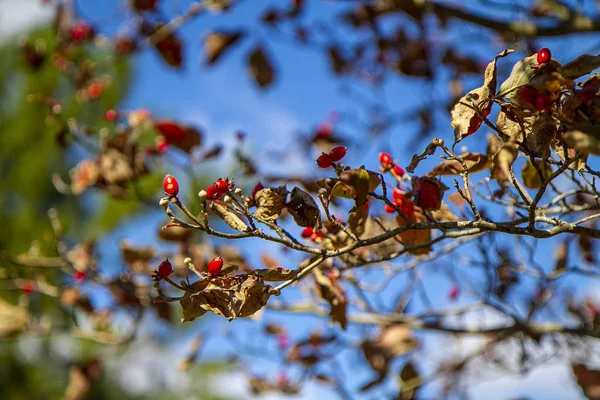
[214,179,229,194]
[22,280,34,295]
[315,122,333,138]
[449,286,460,301]
[328,146,347,162]
[301,227,314,238]
[207,256,223,277]
[535,94,553,112]
[158,259,173,278]
[163,174,179,196]
[74,271,87,282]
[205,184,221,200]
[156,140,169,153]
[393,165,404,176]
[115,37,135,55]
[379,152,393,168]
[537,47,551,64]
[316,153,333,168]
[519,86,538,105]
[87,83,103,99]
[104,109,117,121]
[70,21,93,43]
[392,188,404,201]
[385,202,397,213]
[310,231,324,242]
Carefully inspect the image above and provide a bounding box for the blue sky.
[6,0,600,399]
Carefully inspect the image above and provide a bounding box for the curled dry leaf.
[203,30,244,65]
[572,363,600,400]
[405,138,443,173]
[0,298,29,338]
[337,168,381,206]
[285,186,321,227]
[451,49,513,143]
[254,185,288,222]
[559,54,600,80]
[361,325,419,390]
[399,361,421,400]
[180,273,277,322]
[313,268,347,329]
[428,153,490,176]
[154,31,183,67]
[159,223,194,242]
[248,46,275,88]
[120,240,155,273]
[209,201,249,232]
[487,134,518,189]
[562,129,600,155]
[553,240,568,273]
[253,268,298,282]
[348,198,370,237]
[521,159,552,189]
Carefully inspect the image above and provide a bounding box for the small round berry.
[537,47,551,64]
[207,256,224,277]
[393,165,404,176]
[205,184,221,200]
[22,280,35,295]
[74,271,87,282]
[519,86,538,105]
[316,121,333,138]
[87,83,103,99]
[214,179,229,194]
[392,188,404,201]
[328,146,347,162]
[316,153,333,168]
[449,285,460,301]
[163,174,179,196]
[158,259,173,278]
[535,94,553,112]
[379,152,393,168]
[301,227,314,238]
[115,37,135,55]
[156,140,169,153]
[70,21,93,43]
[384,202,397,213]
[104,109,117,121]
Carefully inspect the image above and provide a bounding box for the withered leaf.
[395,196,431,255]
[579,235,596,264]
[0,298,29,338]
[348,199,370,237]
[412,176,446,211]
[180,273,276,322]
[132,0,158,11]
[553,240,568,274]
[399,361,421,400]
[328,46,347,74]
[451,49,513,143]
[120,240,155,272]
[159,223,193,242]
[488,134,518,189]
[255,185,288,222]
[204,30,244,65]
[338,168,381,206]
[261,252,280,270]
[429,153,490,176]
[313,268,347,329]
[285,186,321,227]
[562,129,600,155]
[248,47,275,88]
[253,268,298,282]
[406,138,443,173]
[559,54,600,80]
[64,359,101,400]
[521,159,552,189]
[154,32,183,67]
[209,201,249,232]
[572,363,600,400]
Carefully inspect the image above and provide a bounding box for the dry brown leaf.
[560,54,600,80]
[255,185,288,222]
[521,159,552,189]
[399,361,421,400]
[253,268,298,281]
[204,30,243,65]
[572,364,600,400]
[313,268,347,329]
[209,201,249,232]
[248,47,275,88]
[180,273,276,322]
[285,186,321,227]
[428,153,490,176]
[395,197,431,255]
[451,49,513,142]
[562,129,600,155]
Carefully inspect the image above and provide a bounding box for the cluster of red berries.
[301,227,324,242]
[384,188,406,213]
[163,174,179,196]
[518,86,554,112]
[316,146,347,168]
[379,152,405,176]
[200,178,231,201]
